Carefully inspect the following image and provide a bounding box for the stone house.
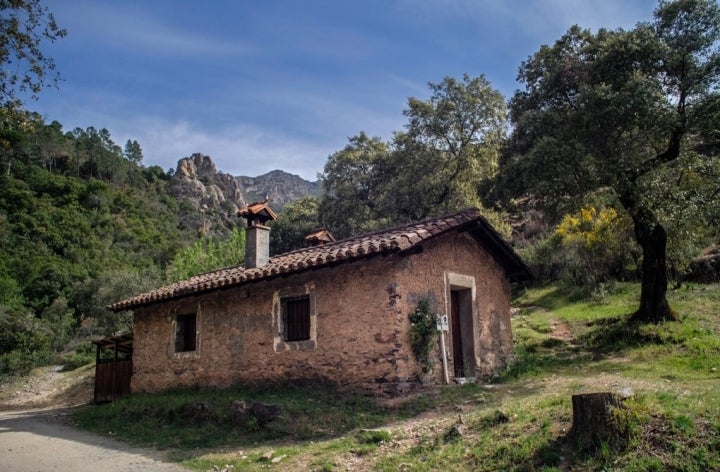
[109,205,530,395]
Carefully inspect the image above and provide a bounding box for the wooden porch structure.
[92,334,133,403]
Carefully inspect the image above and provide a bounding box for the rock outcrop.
[168,153,246,236]
[236,170,321,209]
[168,153,319,237]
[172,153,246,209]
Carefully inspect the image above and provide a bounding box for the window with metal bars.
[283,296,310,342]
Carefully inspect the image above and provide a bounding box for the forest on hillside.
[1,0,720,377]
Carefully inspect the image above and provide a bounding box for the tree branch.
[629,126,684,182]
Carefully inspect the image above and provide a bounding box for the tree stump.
[570,392,628,452]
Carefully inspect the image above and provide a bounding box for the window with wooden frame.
[175,313,197,353]
[283,296,310,342]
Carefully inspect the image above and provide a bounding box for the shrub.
[356,429,392,445]
[524,205,636,296]
[59,348,95,371]
[408,299,439,374]
[0,306,53,376]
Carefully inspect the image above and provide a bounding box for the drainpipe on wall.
[437,313,450,384]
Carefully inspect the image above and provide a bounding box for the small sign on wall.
[436,314,449,331]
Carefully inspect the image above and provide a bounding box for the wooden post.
[93,343,101,403]
[113,339,119,401]
[570,392,628,452]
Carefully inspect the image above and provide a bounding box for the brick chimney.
[237,199,277,268]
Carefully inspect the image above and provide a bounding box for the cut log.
[570,392,628,452]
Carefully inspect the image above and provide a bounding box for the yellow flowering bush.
[524,205,636,297]
[555,206,627,253]
[555,205,635,292]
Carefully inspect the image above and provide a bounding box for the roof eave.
[464,219,532,282]
[107,246,404,312]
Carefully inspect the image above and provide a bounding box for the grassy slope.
[73,283,720,471]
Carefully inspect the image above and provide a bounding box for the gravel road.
[0,408,188,472]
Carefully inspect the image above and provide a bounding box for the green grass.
[73,383,406,452]
[73,282,720,471]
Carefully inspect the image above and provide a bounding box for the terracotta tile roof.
[109,209,529,312]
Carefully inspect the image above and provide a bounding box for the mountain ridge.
[169,153,320,236]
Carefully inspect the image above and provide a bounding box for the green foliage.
[0,0,67,104]
[59,346,95,371]
[73,383,396,450]
[270,195,322,254]
[166,228,245,282]
[319,132,392,239]
[123,139,143,163]
[355,429,392,445]
[40,296,75,351]
[73,269,162,337]
[0,157,184,310]
[0,105,197,373]
[651,152,720,282]
[389,74,506,220]
[408,299,439,374]
[500,0,720,322]
[0,305,51,376]
[319,75,509,239]
[524,205,637,295]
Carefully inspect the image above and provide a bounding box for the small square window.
[175,313,197,352]
[283,296,310,342]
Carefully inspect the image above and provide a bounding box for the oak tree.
[504,0,720,322]
[319,75,508,238]
[388,74,507,222]
[318,132,392,239]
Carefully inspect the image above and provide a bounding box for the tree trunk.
[570,392,628,452]
[632,216,676,323]
[620,191,676,324]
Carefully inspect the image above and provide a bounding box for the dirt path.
[549,318,573,341]
[0,365,94,411]
[0,367,188,471]
[0,408,188,472]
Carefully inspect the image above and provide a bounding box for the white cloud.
[114,118,333,181]
[39,0,660,184]
[50,0,255,58]
[394,0,654,39]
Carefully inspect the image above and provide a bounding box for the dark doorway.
[451,291,464,377]
[450,288,475,378]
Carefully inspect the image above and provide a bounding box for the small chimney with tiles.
[305,228,336,247]
[237,199,277,268]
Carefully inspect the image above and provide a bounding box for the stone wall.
[393,231,513,382]
[131,230,513,395]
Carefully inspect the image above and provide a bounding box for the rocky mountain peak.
[169,154,246,236]
[176,152,218,180]
[236,169,321,207]
[168,153,319,237]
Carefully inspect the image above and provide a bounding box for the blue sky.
[35,0,657,180]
